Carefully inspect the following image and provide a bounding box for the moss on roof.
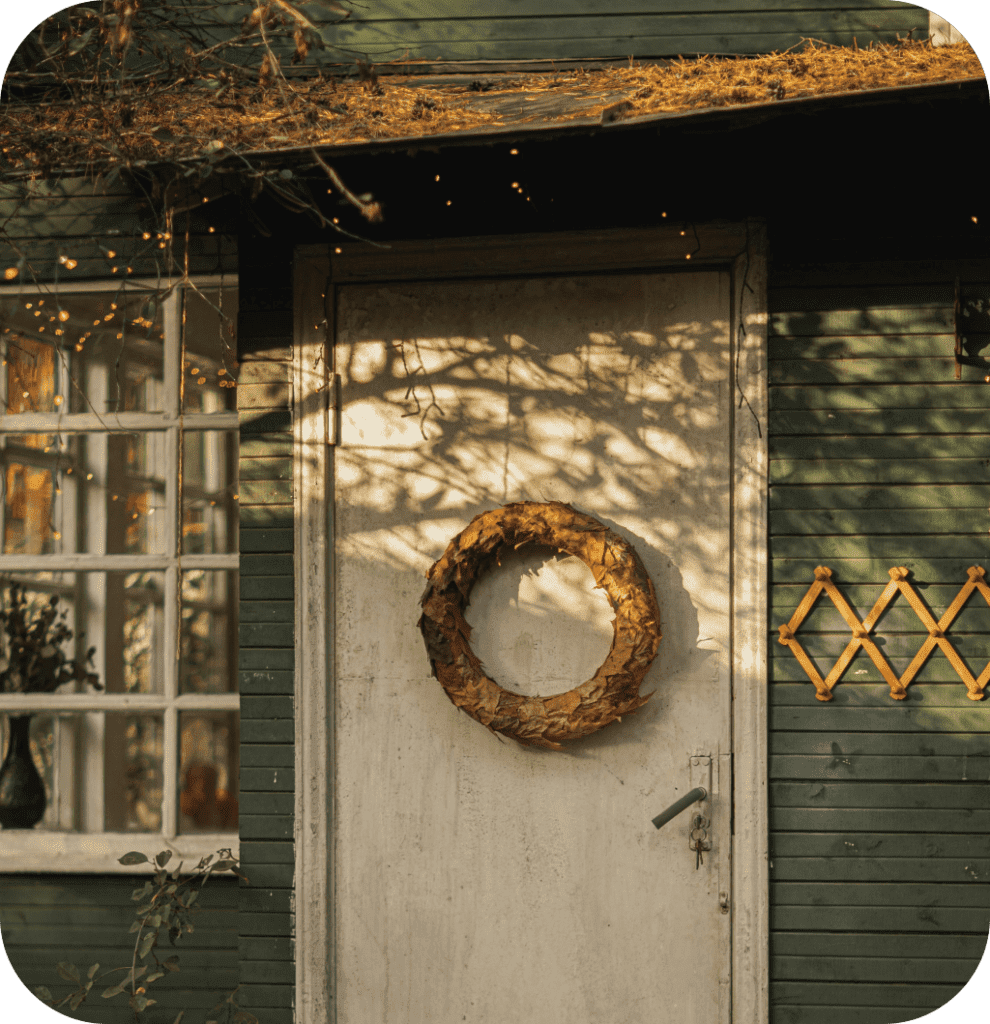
[0,38,984,177]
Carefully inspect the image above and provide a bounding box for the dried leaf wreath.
[418,501,662,750]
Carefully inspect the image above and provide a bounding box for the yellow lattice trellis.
[777,566,990,702]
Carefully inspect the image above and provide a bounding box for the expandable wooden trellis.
[777,566,990,702]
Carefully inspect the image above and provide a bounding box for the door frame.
[290,223,769,1023]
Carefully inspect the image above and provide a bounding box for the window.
[0,276,239,870]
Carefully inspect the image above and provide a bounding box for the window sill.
[0,832,239,874]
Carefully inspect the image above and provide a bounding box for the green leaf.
[155,850,173,868]
[172,1013,186,1024]
[33,985,53,1003]
[56,962,80,983]
[145,970,165,984]
[213,860,235,872]
[184,890,198,907]
[129,920,141,933]
[101,983,126,999]
[68,992,86,1011]
[138,931,156,959]
[150,913,162,928]
[87,963,100,979]
[232,1012,260,1024]
[67,27,95,55]
[163,955,180,973]
[118,851,149,866]
[136,902,154,915]
[279,169,293,180]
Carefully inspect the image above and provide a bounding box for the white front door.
[332,269,733,1023]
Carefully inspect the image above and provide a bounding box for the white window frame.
[0,273,239,872]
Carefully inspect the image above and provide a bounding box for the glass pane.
[0,289,166,415]
[1,431,167,554]
[182,287,238,414]
[178,711,238,833]
[182,431,238,554]
[104,713,164,832]
[0,713,79,831]
[3,333,59,414]
[180,570,236,695]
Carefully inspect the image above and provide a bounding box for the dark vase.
[0,715,47,828]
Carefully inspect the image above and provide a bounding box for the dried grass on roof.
[0,38,984,175]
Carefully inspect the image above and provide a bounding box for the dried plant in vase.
[0,582,101,828]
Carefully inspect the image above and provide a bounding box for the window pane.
[182,287,238,414]
[179,711,238,833]
[182,431,238,554]
[180,570,236,695]
[0,289,166,414]
[104,713,164,832]
[1,431,168,554]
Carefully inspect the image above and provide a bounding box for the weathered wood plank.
[239,841,294,863]
[323,1,919,17]
[770,486,990,511]
[241,719,294,743]
[771,904,990,934]
[772,807,990,833]
[237,912,294,937]
[772,953,978,984]
[238,435,294,459]
[237,381,292,410]
[238,505,294,530]
[771,858,989,882]
[238,458,294,482]
[771,557,990,585]
[239,600,294,623]
[239,815,294,841]
[238,361,291,385]
[239,935,294,961]
[773,835,990,860]
[771,308,953,337]
[241,695,294,719]
[771,590,990,631]
[771,706,990,733]
[236,959,296,985]
[769,382,990,409]
[770,932,987,960]
[772,782,990,810]
[233,983,295,1007]
[770,507,988,536]
[770,357,959,385]
[240,553,294,576]
[239,669,294,694]
[769,1005,949,1024]
[239,859,294,884]
[771,981,961,1009]
[772,882,990,908]
[770,680,984,703]
[239,576,294,601]
[771,408,990,436]
[238,479,293,505]
[770,754,990,782]
[238,647,294,671]
[770,458,990,486]
[239,528,294,553]
[772,732,990,756]
[771,432,990,459]
[240,744,294,768]
[239,622,294,648]
[239,767,294,791]
[768,337,958,362]
[770,285,954,313]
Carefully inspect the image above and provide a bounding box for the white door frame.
[290,223,769,1023]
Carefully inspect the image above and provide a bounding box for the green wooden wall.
[767,261,990,1024]
[235,227,297,1024]
[0,874,239,1021]
[0,177,236,283]
[319,0,929,64]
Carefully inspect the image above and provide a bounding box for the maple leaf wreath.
[418,501,662,750]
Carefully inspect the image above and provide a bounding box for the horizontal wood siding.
[318,1,928,63]
[0,875,238,1022]
[236,225,296,1024]
[0,177,235,282]
[767,261,990,1024]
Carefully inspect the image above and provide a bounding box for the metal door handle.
[650,787,708,830]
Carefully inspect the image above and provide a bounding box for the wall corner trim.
[293,244,334,1024]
